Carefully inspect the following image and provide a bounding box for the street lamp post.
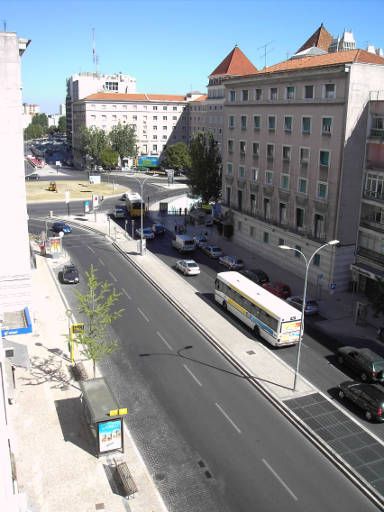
[279,239,339,390]
[131,175,151,255]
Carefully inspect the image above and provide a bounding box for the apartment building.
[0,31,31,511]
[353,95,384,296]
[71,92,191,167]
[66,72,137,148]
[220,45,384,292]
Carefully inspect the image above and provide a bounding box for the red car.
[263,281,291,299]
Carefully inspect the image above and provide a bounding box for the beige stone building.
[219,30,384,292]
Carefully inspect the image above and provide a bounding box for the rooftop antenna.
[257,40,274,69]
[2,20,6,32]
[92,28,99,75]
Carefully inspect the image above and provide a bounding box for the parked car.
[338,381,384,422]
[135,227,155,239]
[61,264,79,284]
[25,172,39,180]
[337,347,384,382]
[114,206,127,219]
[218,255,245,270]
[152,223,166,235]
[263,281,291,299]
[51,221,72,234]
[201,245,224,259]
[239,268,269,285]
[286,296,319,315]
[194,233,208,248]
[175,259,200,276]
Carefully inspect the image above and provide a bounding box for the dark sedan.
[51,222,72,234]
[61,264,79,284]
[338,381,384,422]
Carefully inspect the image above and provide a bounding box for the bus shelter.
[80,378,127,457]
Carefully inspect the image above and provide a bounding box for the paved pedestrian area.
[285,393,384,496]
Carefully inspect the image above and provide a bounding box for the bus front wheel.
[222,301,227,311]
[253,325,260,338]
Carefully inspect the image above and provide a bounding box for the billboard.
[138,156,159,168]
[97,418,123,453]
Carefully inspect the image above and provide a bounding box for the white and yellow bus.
[214,271,301,347]
[126,192,144,218]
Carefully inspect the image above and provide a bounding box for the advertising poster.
[48,237,61,254]
[98,418,122,453]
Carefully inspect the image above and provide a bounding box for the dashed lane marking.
[137,307,149,322]
[156,331,173,350]
[262,458,298,501]
[122,288,131,300]
[215,402,241,434]
[183,364,203,386]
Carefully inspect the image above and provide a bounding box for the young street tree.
[109,122,137,164]
[189,132,222,203]
[100,148,119,170]
[58,115,66,133]
[162,142,191,171]
[74,265,124,377]
[79,126,109,168]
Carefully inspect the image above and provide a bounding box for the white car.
[201,245,223,259]
[175,259,200,276]
[218,255,245,270]
[135,227,155,240]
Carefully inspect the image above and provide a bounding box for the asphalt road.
[28,217,382,511]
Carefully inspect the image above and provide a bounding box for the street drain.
[205,470,212,479]
[95,504,105,510]
[246,350,256,355]
[198,460,205,468]
[155,473,165,481]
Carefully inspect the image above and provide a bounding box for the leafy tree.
[58,116,66,133]
[109,122,137,163]
[162,142,191,171]
[100,148,119,170]
[24,123,43,140]
[189,131,222,203]
[31,113,49,131]
[74,265,123,377]
[48,125,58,136]
[79,126,109,167]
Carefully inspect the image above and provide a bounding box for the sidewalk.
[8,248,167,512]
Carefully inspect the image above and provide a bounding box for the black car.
[239,268,269,285]
[51,222,72,234]
[25,172,39,180]
[61,264,79,284]
[338,381,384,422]
[337,346,384,382]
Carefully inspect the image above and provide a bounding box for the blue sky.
[3,0,384,114]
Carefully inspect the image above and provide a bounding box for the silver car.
[201,245,224,259]
[218,255,245,270]
[286,296,319,315]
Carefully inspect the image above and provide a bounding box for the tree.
[31,113,49,131]
[79,126,109,167]
[189,132,222,203]
[74,265,123,377]
[58,116,66,133]
[109,122,137,163]
[162,142,191,171]
[100,148,119,170]
[24,123,43,140]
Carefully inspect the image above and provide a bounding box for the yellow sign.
[118,408,128,415]
[109,408,128,416]
[71,323,85,335]
[109,409,119,416]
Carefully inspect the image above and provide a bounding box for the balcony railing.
[357,246,384,265]
[370,128,384,139]
[220,201,327,242]
[363,190,384,202]
[360,217,384,234]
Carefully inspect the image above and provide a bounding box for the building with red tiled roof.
[71,90,192,166]
[219,41,384,293]
[296,23,334,54]
[189,46,257,149]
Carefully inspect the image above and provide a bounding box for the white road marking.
[98,257,105,266]
[156,331,173,350]
[109,271,117,282]
[262,458,298,501]
[215,403,241,434]
[122,288,131,300]
[183,364,202,386]
[88,246,95,254]
[137,307,149,322]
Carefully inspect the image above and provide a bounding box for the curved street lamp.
[278,239,339,390]
[131,175,151,255]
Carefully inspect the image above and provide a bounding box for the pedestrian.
[174,224,177,233]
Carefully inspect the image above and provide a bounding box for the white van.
[171,234,196,253]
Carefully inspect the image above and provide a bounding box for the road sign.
[71,323,85,335]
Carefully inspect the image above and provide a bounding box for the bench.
[115,460,138,499]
